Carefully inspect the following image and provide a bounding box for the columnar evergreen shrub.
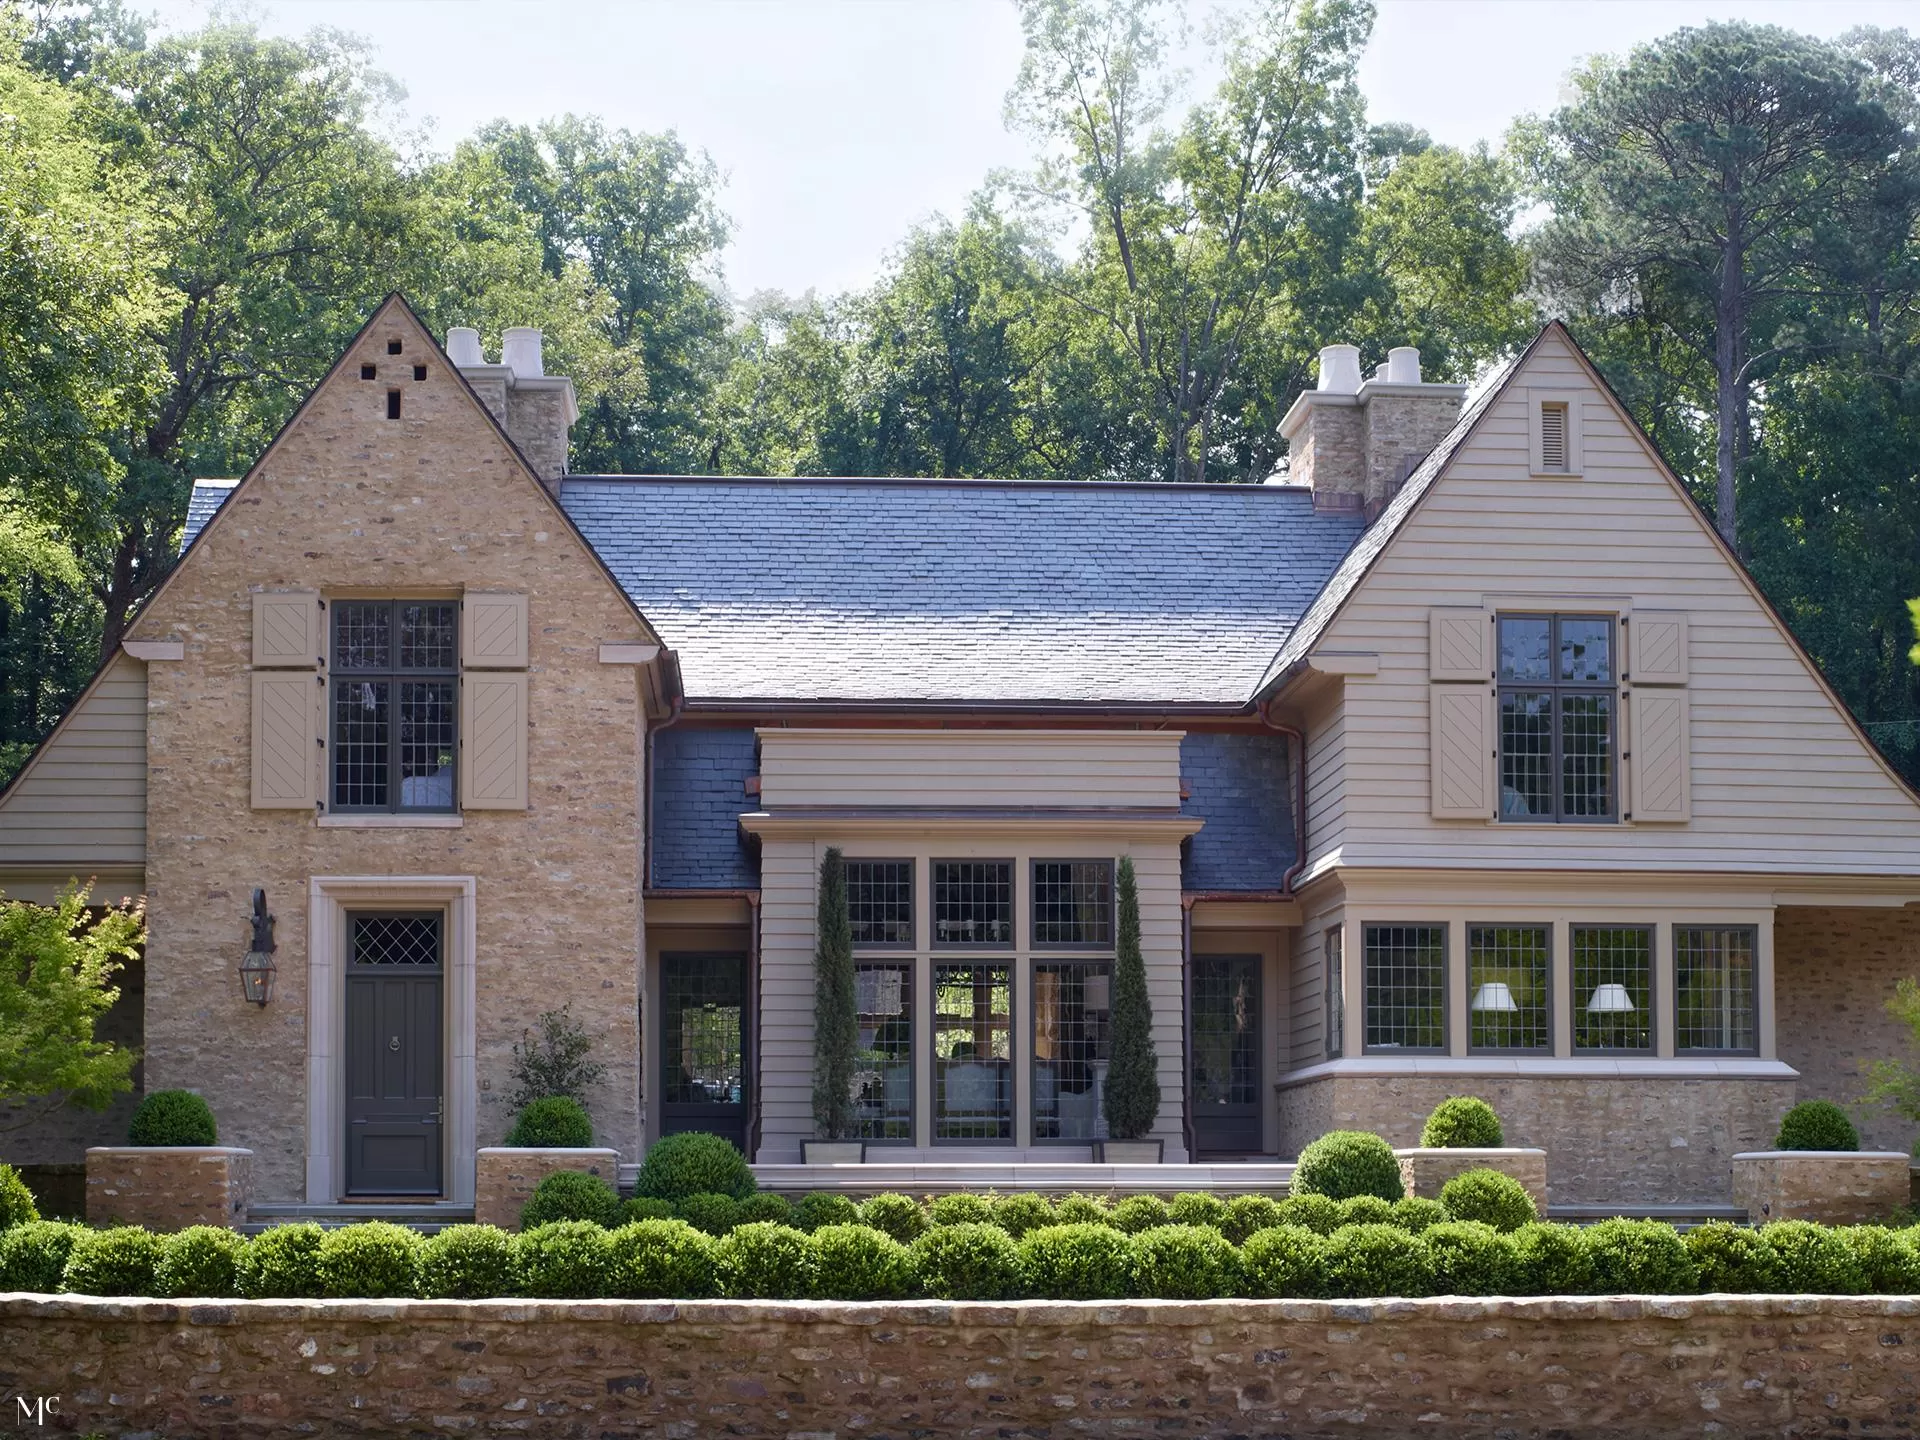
[1320,1223,1432,1298]
[792,1191,858,1232]
[1292,1131,1405,1202]
[519,1170,622,1230]
[1109,1194,1171,1233]
[812,1223,913,1300]
[1422,1221,1512,1295]
[1582,1218,1698,1294]
[127,1089,217,1146]
[736,1192,797,1227]
[1102,856,1159,1140]
[1762,1220,1868,1293]
[634,1132,756,1201]
[1241,1224,1325,1298]
[1841,1225,1920,1294]
[1220,1194,1282,1244]
[1420,1096,1504,1149]
[63,1226,163,1296]
[1775,1100,1860,1151]
[318,1222,421,1299]
[990,1192,1055,1239]
[1507,1222,1593,1296]
[676,1192,743,1236]
[154,1225,243,1298]
[237,1222,325,1298]
[516,1220,613,1298]
[0,1220,84,1292]
[1168,1191,1227,1229]
[1684,1222,1780,1293]
[417,1225,518,1300]
[1273,1193,1341,1235]
[715,1221,818,1299]
[858,1192,927,1243]
[606,1219,717,1299]
[1390,1197,1448,1233]
[621,1197,677,1224]
[1439,1169,1537,1232]
[1016,1223,1132,1300]
[1128,1224,1240,1299]
[0,1163,39,1230]
[910,1222,1020,1300]
[927,1192,995,1227]
[504,1096,593,1148]
[1336,1195,1395,1228]
[812,847,860,1142]
[1052,1193,1112,1226]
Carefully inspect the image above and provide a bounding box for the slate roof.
[180,479,239,551]
[561,476,1366,705]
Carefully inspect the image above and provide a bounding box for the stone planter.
[801,1141,866,1164]
[1094,1139,1165,1163]
[1395,1148,1549,1212]
[1731,1149,1911,1225]
[84,1147,252,1231]
[475,1147,620,1230]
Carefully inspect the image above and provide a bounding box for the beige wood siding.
[1301,685,1346,872]
[1314,327,1920,872]
[0,652,147,867]
[757,730,1184,810]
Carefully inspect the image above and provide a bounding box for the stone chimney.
[1281,344,1466,515]
[447,326,578,487]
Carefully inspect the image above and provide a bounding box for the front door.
[1190,954,1261,1156]
[658,952,750,1151]
[345,912,444,1195]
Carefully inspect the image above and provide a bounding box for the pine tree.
[1102,855,1159,1141]
[812,847,859,1141]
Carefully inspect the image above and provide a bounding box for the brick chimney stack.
[1281,345,1466,516]
[447,326,578,488]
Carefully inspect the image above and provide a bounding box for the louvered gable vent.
[1539,403,1569,472]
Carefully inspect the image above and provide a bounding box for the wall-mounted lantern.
[239,888,277,1006]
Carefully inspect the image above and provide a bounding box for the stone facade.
[123,299,652,1203]
[1279,1073,1794,1204]
[1731,1150,1912,1225]
[1396,1147,1548,1211]
[1363,389,1465,506]
[6,1294,1920,1438]
[1776,904,1920,1154]
[83,1147,252,1230]
[472,1146,619,1230]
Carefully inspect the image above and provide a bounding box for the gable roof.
[560,475,1367,706]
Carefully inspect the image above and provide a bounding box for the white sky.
[146,0,1919,302]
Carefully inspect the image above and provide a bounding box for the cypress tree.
[812,846,859,1141]
[1102,855,1159,1141]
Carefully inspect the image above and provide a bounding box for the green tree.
[709,292,850,476]
[0,884,143,1133]
[812,847,859,1143]
[1102,855,1158,1141]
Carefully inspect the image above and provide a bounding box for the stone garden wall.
[3,1293,1918,1438]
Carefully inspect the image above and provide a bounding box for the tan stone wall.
[1396,1147,1548,1210]
[7,1295,1920,1438]
[472,1147,619,1230]
[1279,1073,1795,1204]
[1364,392,1463,505]
[1776,905,1920,1154]
[125,300,650,1202]
[83,1148,252,1230]
[1731,1150,1911,1225]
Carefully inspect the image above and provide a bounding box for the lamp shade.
[1470,981,1519,1013]
[1586,982,1637,1014]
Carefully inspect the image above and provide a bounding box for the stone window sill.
[316,814,464,829]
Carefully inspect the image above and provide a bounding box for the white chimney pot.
[501,327,545,379]
[1316,344,1362,395]
[446,327,485,368]
[1386,346,1423,385]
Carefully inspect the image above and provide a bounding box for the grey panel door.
[1190,954,1262,1157]
[658,952,749,1151]
[345,913,444,1196]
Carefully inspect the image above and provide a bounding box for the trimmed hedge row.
[5,1214,1917,1301]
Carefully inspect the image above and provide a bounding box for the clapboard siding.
[1301,687,1346,872]
[1315,328,1920,873]
[0,653,146,867]
[758,730,1183,810]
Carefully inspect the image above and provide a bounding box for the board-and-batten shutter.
[460,591,529,809]
[251,591,320,809]
[1628,611,1691,822]
[253,591,321,668]
[1428,607,1493,819]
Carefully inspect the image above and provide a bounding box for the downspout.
[1180,896,1196,1163]
[1257,697,1310,895]
[638,658,684,1154]
[747,892,764,1161]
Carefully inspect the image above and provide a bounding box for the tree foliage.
[1103,855,1159,1141]
[812,846,859,1142]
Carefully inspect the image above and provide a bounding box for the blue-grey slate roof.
[562,476,1366,705]
[180,479,239,552]
[1180,732,1295,891]
[651,723,759,889]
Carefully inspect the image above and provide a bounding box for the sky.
[145,0,1920,302]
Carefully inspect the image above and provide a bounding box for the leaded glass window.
[933,962,1011,1141]
[847,860,914,948]
[1573,925,1652,1052]
[1033,960,1110,1142]
[331,599,458,812]
[1468,924,1550,1052]
[1497,613,1615,822]
[853,962,913,1142]
[932,861,1012,946]
[1363,924,1445,1053]
[1031,860,1114,948]
[1676,925,1757,1054]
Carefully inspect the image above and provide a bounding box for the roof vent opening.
[1539,402,1569,472]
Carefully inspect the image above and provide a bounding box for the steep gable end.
[0,651,147,873]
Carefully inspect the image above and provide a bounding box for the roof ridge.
[561,473,1317,495]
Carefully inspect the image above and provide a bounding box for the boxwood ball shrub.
[1220,1194,1282,1245]
[519,1170,622,1231]
[1582,1219,1698,1295]
[0,1163,39,1230]
[812,1223,914,1300]
[857,1192,927,1244]
[1508,1222,1592,1297]
[676,1192,742,1236]
[1017,1223,1133,1300]
[1422,1221,1513,1296]
[792,1191,859,1233]
[1420,1096,1504,1149]
[1292,1131,1405,1202]
[1841,1226,1920,1294]
[1336,1195,1395,1229]
[736,1192,797,1228]
[606,1219,718,1299]
[1051,1193,1112,1226]
[1109,1194,1171,1234]
[155,1225,243,1299]
[634,1131,756,1202]
[505,1096,593,1148]
[318,1221,421,1299]
[0,1220,84,1293]
[927,1192,995,1227]
[127,1089,217,1146]
[1439,1169,1538,1232]
[1762,1220,1868,1294]
[417,1224,518,1300]
[1321,1223,1432,1299]
[1684,1221,1780,1293]
[621,1196,676,1225]
[715,1221,818,1299]
[237,1222,325,1299]
[1775,1100,1860,1152]
[1129,1224,1240,1299]
[910,1222,1020,1300]
[1168,1191,1227,1230]
[1241,1224,1325,1299]
[1274,1193,1341,1235]
[990,1192,1056,1239]
[63,1226,163,1296]
[1390,1197,1448,1234]
[516,1220,613,1298]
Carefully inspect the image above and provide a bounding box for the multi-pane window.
[1191,955,1259,1106]
[331,600,458,812]
[1497,614,1616,822]
[660,955,745,1106]
[1324,927,1345,1060]
[1573,925,1652,1052]
[1033,960,1111,1141]
[1363,924,1446,1053]
[853,963,913,1142]
[1468,925,1550,1052]
[933,963,1011,1141]
[847,860,914,948]
[1676,926,1757,1054]
[1031,860,1114,947]
[932,861,1012,946]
